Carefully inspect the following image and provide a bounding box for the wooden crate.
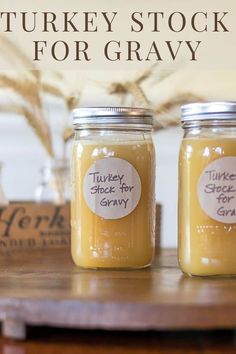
[0,202,70,251]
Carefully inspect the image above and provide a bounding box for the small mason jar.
[71,107,156,269]
[179,102,236,276]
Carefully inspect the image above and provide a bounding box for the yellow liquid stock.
[179,137,236,276]
[71,139,155,269]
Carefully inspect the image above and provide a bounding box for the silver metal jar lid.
[73,107,153,127]
[181,101,236,123]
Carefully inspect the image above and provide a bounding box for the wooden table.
[1,248,236,340]
[1,327,236,354]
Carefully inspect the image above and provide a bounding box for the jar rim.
[73,106,153,127]
[181,101,236,124]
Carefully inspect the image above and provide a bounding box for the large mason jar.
[179,102,236,276]
[71,107,156,269]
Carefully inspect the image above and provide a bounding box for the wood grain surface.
[0,248,236,339]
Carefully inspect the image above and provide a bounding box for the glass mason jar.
[35,158,70,205]
[71,107,156,269]
[179,102,236,276]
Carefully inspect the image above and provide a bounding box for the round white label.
[83,157,142,219]
[198,157,236,224]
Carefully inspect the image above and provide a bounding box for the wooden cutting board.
[0,248,236,340]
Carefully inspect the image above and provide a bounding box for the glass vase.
[35,158,70,205]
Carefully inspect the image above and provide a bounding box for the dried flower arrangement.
[0,35,80,158]
[0,36,81,204]
[107,64,202,130]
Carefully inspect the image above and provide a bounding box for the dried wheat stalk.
[41,71,80,110]
[41,83,66,101]
[0,73,54,155]
[154,93,203,116]
[62,93,80,144]
[0,74,41,108]
[66,93,80,111]
[0,104,53,156]
[135,64,158,85]
[0,36,57,157]
[0,36,55,156]
[108,81,148,107]
[63,127,73,143]
[153,94,203,129]
[127,82,150,107]
[108,64,173,109]
[107,65,202,130]
[0,35,40,80]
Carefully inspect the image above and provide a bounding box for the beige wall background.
[0,0,235,70]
